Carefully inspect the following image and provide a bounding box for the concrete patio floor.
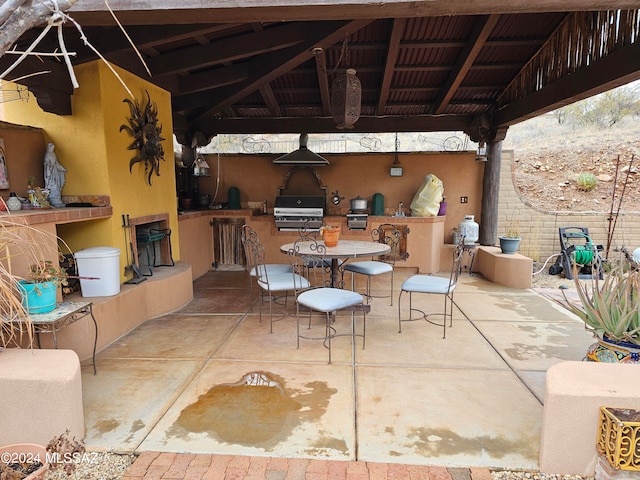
[80,269,595,471]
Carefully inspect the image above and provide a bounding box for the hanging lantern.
[475,141,487,162]
[331,68,362,129]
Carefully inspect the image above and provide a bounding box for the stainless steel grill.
[274,196,324,231]
[346,212,368,230]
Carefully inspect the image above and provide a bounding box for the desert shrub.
[577,172,598,191]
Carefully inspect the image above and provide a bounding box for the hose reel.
[570,244,595,266]
[549,227,603,280]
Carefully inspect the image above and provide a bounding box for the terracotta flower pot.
[321,226,340,247]
[0,443,48,479]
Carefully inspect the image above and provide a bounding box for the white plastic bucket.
[74,247,121,297]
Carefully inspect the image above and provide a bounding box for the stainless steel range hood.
[272,133,330,166]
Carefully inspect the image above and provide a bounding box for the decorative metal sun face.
[120,90,165,185]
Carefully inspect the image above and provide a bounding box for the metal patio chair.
[398,236,465,339]
[241,224,293,305]
[244,229,309,333]
[343,224,400,305]
[287,237,366,364]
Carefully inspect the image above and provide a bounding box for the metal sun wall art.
[120,90,165,185]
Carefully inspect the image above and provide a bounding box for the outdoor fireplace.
[126,213,174,274]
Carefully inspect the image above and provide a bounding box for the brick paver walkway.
[122,452,495,480]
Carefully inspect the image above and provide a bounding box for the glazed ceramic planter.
[0,443,48,479]
[585,336,640,363]
[499,237,521,254]
[17,280,57,314]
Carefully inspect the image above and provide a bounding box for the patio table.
[280,239,391,288]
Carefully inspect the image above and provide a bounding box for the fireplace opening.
[128,214,174,276]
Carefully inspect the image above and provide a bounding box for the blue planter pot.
[499,236,521,254]
[18,280,57,314]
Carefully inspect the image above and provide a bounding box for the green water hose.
[571,246,594,266]
[569,232,596,266]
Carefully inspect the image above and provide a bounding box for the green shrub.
[577,172,598,191]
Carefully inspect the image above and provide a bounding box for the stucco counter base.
[0,348,84,446]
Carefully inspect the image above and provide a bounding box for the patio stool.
[136,228,174,276]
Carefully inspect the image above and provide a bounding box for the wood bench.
[475,246,532,288]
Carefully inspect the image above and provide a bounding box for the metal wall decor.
[331,68,361,129]
[120,90,166,185]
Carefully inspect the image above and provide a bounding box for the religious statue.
[44,142,66,208]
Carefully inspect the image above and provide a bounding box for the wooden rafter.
[430,14,501,115]
[259,84,282,117]
[146,23,311,76]
[376,18,406,116]
[190,18,374,134]
[313,48,331,116]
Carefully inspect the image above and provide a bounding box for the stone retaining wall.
[498,150,639,265]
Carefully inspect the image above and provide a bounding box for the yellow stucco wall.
[3,61,179,281]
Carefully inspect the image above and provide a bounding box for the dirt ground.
[503,114,639,291]
[504,115,640,214]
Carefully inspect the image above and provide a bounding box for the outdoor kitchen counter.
[324,214,446,223]
[1,206,113,225]
[177,208,259,220]
[177,211,446,276]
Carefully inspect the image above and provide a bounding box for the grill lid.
[272,134,330,166]
[274,195,325,209]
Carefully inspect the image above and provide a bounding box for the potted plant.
[0,443,48,479]
[18,259,69,314]
[0,216,69,347]
[320,225,340,247]
[0,430,86,479]
[559,260,640,363]
[498,218,521,254]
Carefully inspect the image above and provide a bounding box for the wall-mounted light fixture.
[475,141,487,162]
[390,133,403,176]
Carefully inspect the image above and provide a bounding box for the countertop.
[177,209,445,223]
[0,206,113,225]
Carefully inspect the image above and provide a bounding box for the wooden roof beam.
[376,18,406,116]
[313,48,331,116]
[196,114,475,135]
[189,19,374,134]
[69,1,640,25]
[430,14,501,115]
[146,22,310,76]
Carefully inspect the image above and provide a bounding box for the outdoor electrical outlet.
[460,196,468,203]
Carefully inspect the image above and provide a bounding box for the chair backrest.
[286,237,330,288]
[371,224,401,265]
[449,236,466,291]
[241,225,272,283]
[241,224,259,274]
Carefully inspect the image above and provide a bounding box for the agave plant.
[561,263,640,346]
